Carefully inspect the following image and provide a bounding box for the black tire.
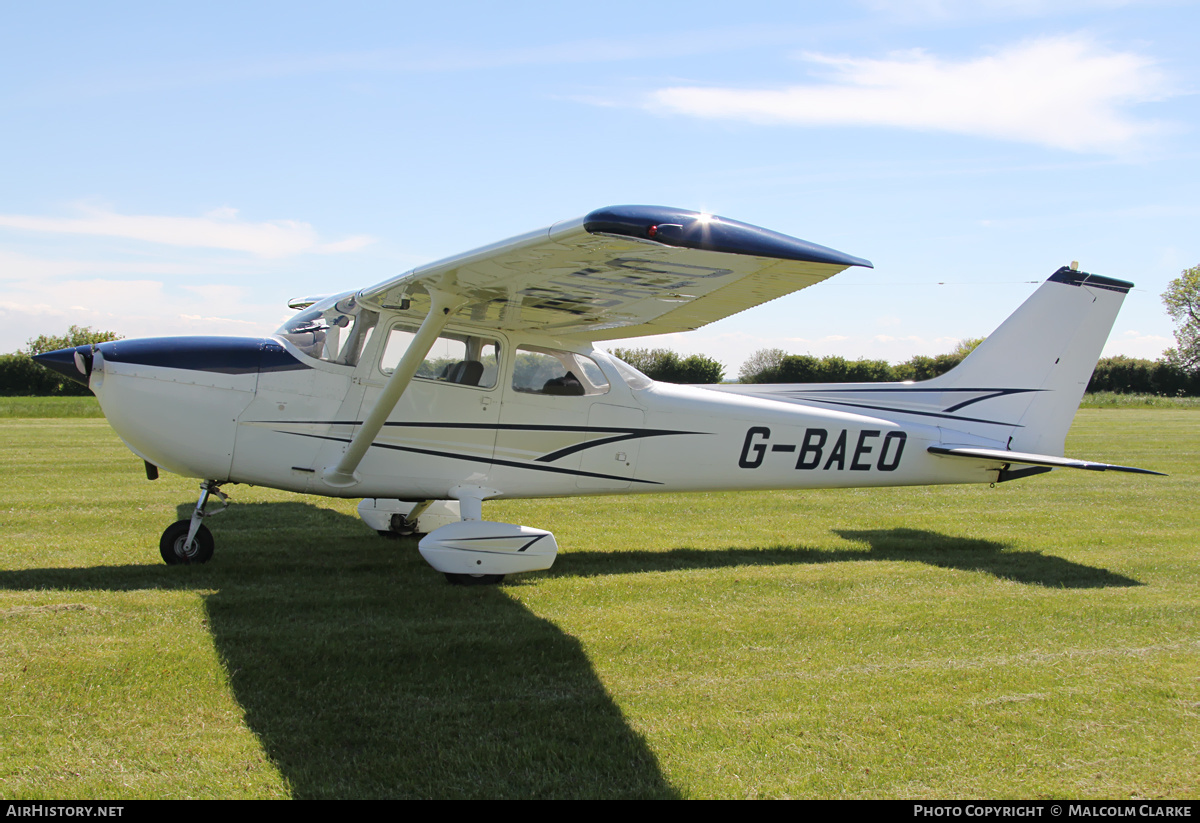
[444,573,505,586]
[388,513,418,537]
[160,520,214,565]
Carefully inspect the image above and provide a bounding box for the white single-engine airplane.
[35,205,1162,584]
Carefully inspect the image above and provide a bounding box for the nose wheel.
[160,521,215,564]
[160,481,226,565]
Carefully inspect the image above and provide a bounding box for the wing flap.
[356,206,871,340]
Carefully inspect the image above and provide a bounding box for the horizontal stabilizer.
[927,446,1165,476]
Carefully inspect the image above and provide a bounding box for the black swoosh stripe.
[536,431,694,462]
[282,431,663,485]
[941,389,1040,413]
[446,533,551,552]
[781,397,1025,428]
[254,420,704,463]
[255,419,698,435]
[756,386,1041,414]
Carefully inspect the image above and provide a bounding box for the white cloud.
[1102,328,1174,359]
[647,35,1169,152]
[0,205,375,258]
[180,284,248,303]
[0,249,256,280]
[0,277,283,352]
[859,0,1139,22]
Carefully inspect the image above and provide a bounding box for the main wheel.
[444,573,505,586]
[160,520,215,565]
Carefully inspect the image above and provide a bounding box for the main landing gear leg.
[159,480,228,565]
[441,485,505,586]
[389,500,433,537]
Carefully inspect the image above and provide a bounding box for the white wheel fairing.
[419,521,558,576]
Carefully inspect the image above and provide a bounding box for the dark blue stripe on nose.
[95,337,308,374]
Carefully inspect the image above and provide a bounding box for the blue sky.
[2,1,1196,375]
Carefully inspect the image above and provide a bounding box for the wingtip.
[583,205,872,268]
[1111,465,1168,477]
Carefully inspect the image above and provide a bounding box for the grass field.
[1,408,1196,798]
[2,392,1200,417]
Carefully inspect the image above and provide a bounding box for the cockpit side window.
[379,323,500,389]
[512,347,610,397]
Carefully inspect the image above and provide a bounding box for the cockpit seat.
[541,371,584,396]
[444,360,485,386]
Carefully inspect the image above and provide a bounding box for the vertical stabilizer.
[932,267,1132,455]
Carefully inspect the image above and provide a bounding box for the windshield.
[600,351,654,390]
[276,291,379,366]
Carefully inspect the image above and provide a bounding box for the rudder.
[930,267,1132,455]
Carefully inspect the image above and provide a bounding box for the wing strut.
[323,288,466,488]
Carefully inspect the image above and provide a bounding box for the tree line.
[734,347,1200,395]
[607,347,725,384]
[732,265,1200,395]
[0,326,122,396]
[5,266,1199,395]
[5,333,1197,396]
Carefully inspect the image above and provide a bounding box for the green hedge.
[5,345,1197,397]
[1086,355,1200,396]
[0,354,92,396]
[608,347,725,384]
[746,353,967,384]
[744,352,1199,396]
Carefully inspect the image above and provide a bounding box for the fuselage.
[60,319,997,503]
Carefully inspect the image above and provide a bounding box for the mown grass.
[1079,392,1200,409]
[2,393,1198,417]
[0,411,1196,798]
[0,396,104,417]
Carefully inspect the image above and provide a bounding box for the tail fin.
[713,266,1132,459]
[929,267,1131,455]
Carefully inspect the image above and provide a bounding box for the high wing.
[356,205,872,341]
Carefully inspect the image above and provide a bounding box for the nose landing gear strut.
[159,480,227,565]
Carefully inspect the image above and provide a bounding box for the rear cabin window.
[512,347,609,397]
[379,324,500,389]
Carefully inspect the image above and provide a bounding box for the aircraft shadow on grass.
[556,527,1142,589]
[1,500,1139,798]
[1,502,676,799]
